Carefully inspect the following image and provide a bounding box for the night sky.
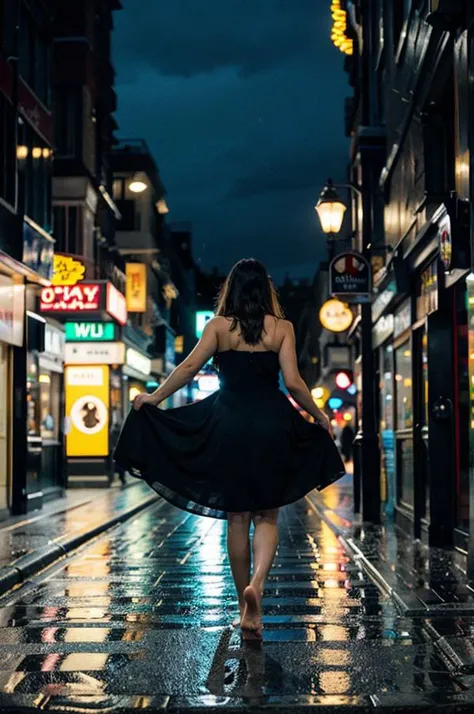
[113,0,349,282]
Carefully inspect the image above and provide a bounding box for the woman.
[114,259,344,639]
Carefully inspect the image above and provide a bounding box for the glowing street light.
[129,174,148,193]
[314,178,347,235]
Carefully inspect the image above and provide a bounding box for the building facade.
[343,0,474,553]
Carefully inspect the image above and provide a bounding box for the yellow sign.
[65,365,109,457]
[330,0,353,56]
[319,299,353,333]
[126,263,147,312]
[52,255,86,286]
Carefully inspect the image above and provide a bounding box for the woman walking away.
[114,259,344,640]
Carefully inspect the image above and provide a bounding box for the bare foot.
[241,585,263,638]
[232,603,245,628]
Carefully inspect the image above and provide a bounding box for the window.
[0,94,16,207]
[53,205,83,254]
[395,342,413,429]
[54,89,82,157]
[18,121,52,231]
[39,372,60,441]
[19,4,51,106]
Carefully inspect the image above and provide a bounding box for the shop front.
[0,274,25,518]
[64,341,126,486]
[38,322,66,500]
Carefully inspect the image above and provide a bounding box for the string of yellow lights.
[330,0,353,56]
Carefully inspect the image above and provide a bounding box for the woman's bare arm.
[134,319,218,409]
[278,321,330,428]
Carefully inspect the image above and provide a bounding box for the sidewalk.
[307,476,474,674]
[0,479,158,597]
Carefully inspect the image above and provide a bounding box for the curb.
[0,492,159,598]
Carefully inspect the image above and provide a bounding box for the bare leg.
[241,509,279,638]
[227,512,251,625]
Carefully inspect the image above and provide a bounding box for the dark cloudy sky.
[113,0,349,281]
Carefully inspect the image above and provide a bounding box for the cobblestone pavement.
[0,496,473,712]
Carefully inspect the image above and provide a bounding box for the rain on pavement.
[0,496,469,711]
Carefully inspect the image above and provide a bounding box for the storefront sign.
[22,220,54,281]
[40,284,101,314]
[319,299,353,333]
[40,282,127,326]
[126,263,147,312]
[126,347,151,376]
[52,255,86,286]
[0,276,25,347]
[18,79,53,143]
[106,283,127,326]
[394,301,412,338]
[417,261,438,321]
[65,342,125,365]
[65,322,115,342]
[439,214,452,270]
[372,280,397,323]
[65,365,109,457]
[195,311,214,339]
[329,251,371,302]
[373,314,394,348]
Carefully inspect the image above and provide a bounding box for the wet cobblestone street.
[0,497,472,712]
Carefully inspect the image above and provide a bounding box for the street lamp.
[314,176,381,526]
[128,174,148,193]
[315,179,347,235]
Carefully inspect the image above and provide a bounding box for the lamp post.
[315,177,381,525]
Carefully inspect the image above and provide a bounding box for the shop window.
[395,342,413,429]
[39,372,60,441]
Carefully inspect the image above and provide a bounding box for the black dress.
[113,350,345,519]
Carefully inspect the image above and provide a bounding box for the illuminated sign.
[197,374,219,393]
[40,284,101,314]
[126,347,151,376]
[195,311,214,339]
[65,322,115,342]
[126,263,147,313]
[41,282,127,326]
[330,252,371,302]
[44,324,65,358]
[52,254,86,286]
[319,299,353,333]
[65,342,125,365]
[106,283,127,326]
[65,365,109,457]
[0,276,25,347]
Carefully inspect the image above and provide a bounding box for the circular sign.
[319,299,353,333]
[70,395,108,435]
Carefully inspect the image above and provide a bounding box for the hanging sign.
[0,276,25,347]
[439,214,452,270]
[106,283,127,326]
[319,299,353,333]
[126,347,151,376]
[65,322,116,342]
[40,284,101,314]
[51,254,86,286]
[126,263,147,312]
[329,251,371,303]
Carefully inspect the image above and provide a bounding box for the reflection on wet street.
[0,498,469,710]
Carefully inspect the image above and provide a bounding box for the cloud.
[113,0,350,277]
[114,0,328,79]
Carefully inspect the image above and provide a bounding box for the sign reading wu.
[329,251,371,303]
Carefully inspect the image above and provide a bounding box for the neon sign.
[106,283,127,326]
[40,284,101,313]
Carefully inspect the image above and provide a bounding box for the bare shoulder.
[206,315,233,336]
[279,319,295,337]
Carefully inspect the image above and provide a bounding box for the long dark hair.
[215,259,284,345]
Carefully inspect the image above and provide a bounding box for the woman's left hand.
[133,393,158,411]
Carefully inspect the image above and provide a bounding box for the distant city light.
[328,397,344,410]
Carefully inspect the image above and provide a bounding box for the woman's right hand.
[133,393,158,411]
